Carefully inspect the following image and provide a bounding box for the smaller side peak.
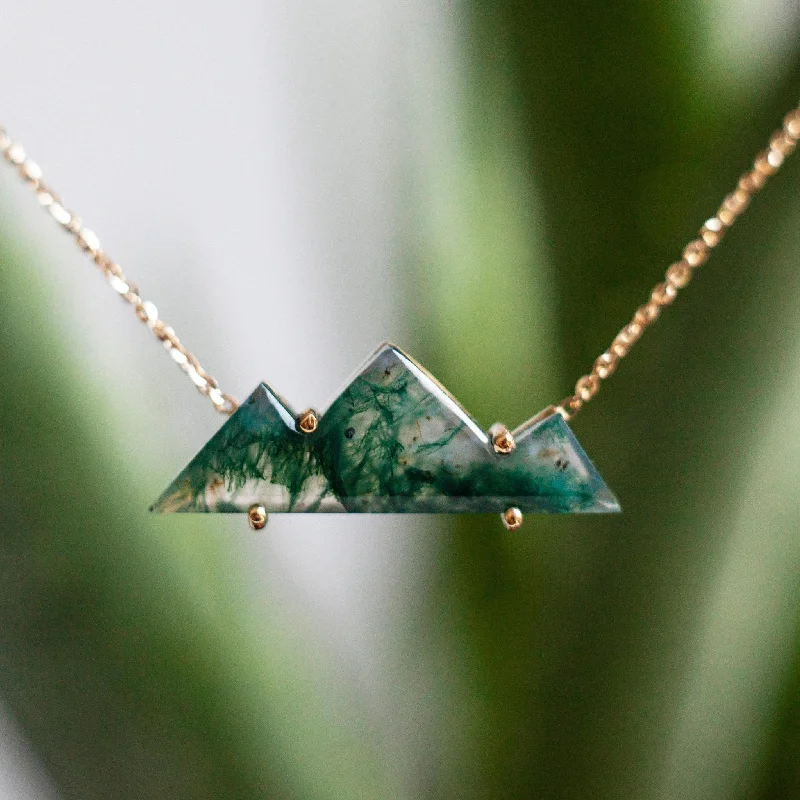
[246,381,299,432]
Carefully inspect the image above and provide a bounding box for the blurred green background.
[1,1,800,798]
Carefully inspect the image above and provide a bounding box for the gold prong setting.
[489,423,516,455]
[296,409,319,434]
[502,507,523,530]
[247,504,268,530]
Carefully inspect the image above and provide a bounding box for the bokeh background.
[1,1,800,798]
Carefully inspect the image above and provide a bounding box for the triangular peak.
[247,342,488,443]
[152,342,620,515]
[324,340,405,404]
[323,341,488,442]
[250,382,299,432]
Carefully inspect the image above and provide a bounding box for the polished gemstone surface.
[152,343,619,514]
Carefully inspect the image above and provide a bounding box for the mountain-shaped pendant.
[152,343,619,523]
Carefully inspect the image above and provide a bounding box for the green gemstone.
[152,343,619,514]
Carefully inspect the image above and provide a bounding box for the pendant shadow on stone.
[151,343,620,522]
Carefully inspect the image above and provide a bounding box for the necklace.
[2,106,799,530]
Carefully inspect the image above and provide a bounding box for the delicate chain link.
[0,126,238,415]
[555,103,800,422]
[3,103,799,426]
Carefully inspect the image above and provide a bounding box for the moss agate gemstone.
[152,343,619,514]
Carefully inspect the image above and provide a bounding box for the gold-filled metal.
[489,423,516,455]
[0,125,237,416]
[502,507,523,531]
[247,504,268,530]
[3,101,800,432]
[551,101,800,423]
[297,409,319,434]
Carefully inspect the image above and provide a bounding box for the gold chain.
[3,105,799,425]
[556,103,800,422]
[0,126,238,415]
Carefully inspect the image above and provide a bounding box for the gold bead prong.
[502,507,523,531]
[489,423,516,455]
[247,504,268,530]
[296,409,319,434]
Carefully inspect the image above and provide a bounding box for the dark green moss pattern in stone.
[152,344,619,514]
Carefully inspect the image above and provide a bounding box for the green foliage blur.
[1,3,800,799]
